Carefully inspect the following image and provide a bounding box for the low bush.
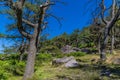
[40,45,60,53]
[36,53,52,67]
[79,44,87,48]
[67,52,86,57]
[7,60,25,76]
[14,61,25,75]
[36,53,52,62]
[4,54,19,60]
[51,53,64,58]
[0,53,27,61]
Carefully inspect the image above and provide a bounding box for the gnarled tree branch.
[22,18,37,28]
[100,0,108,24]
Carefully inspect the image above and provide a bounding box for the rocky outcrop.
[61,45,98,54]
[61,45,80,54]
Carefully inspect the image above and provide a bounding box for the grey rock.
[52,56,79,68]
[72,47,81,51]
[52,56,74,65]
[65,59,79,68]
[100,69,111,76]
[112,58,120,64]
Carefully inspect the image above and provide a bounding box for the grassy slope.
[9,50,120,80]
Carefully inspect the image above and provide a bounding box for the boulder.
[52,56,74,65]
[65,59,79,68]
[52,56,79,68]
[72,47,81,51]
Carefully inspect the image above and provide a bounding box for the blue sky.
[45,0,94,38]
[0,0,112,52]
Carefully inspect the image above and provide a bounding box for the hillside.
[0,50,119,80]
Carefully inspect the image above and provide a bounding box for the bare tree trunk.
[100,27,109,60]
[99,0,120,61]
[109,26,115,54]
[98,37,101,54]
[20,53,24,61]
[110,34,115,54]
[23,38,36,80]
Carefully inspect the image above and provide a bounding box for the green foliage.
[0,54,4,60]
[0,70,11,80]
[35,53,52,66]
[36,53,52,62]
[40,45,60,53]
[40,27,99,50]
[8,54,19,60]
[0,61,11,80]
[50,32,70,48]
[24,2,39,13]
[14,61,25,76]
[79,44,88,48]
[6,60,25,76]
[79,42,95,48]
[90,48,97,51]
[51,53,65,58]
[27,74,39,80]
[0,54,19,60]
[35,53,52,67]
[116,20,120,26]
[0,54,26,79]
[69,29,81,47]
[0,53,27,61]
[67,52,86,57]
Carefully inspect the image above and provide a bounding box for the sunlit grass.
[33,62,101,80]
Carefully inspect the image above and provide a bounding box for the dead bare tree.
[99,0,120,60]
